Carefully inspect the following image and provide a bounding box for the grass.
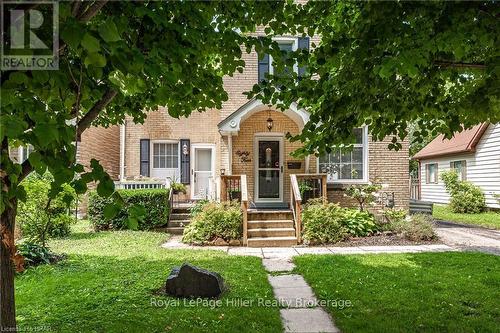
[15,220,282,333]
[294,252,500,333]
[433,204,500,230]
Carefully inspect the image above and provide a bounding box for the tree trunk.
[0,200,17,330]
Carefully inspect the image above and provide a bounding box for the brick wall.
[326,136,410,210]
[78,125,120,180]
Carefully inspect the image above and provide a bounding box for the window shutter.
[180,139,190,184]
[140,139,150,177]
[258,52,270,83]
[298,37,310,78]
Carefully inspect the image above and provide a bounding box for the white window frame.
[317,127,369,184]
[269,37,298,76]
[150,140,180,173]
[17,145,34,163]
[425,163,439,184]
[450,160,467,181]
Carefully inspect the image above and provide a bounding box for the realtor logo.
[1,1,59,70]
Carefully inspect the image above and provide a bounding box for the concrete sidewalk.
[162,236,454,258]
[435,220,500,255]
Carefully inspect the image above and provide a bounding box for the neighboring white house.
[413,123,500,209]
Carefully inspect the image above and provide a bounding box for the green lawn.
[294,253,500,333]
[15,221,282,333]
[433,204,500,230]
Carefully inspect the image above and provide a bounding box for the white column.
[228,134,233,175]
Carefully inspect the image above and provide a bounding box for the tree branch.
[434,61,487,69]
[76,89,118,137]
[77,1,108,22]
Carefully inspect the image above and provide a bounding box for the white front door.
[191,145,215,199]
[254,136,284,202]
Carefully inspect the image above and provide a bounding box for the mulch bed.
[335,232,442,247]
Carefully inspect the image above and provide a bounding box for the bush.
[190,199,210,218]
[16,241,61,267]
[441,170,486,213]
[344,183,382,211]
[341,209,378,237]
[302,201,348,244]
[182,201,242,244]
[390,214,437,241]
[88,189,169,230]
[17,173,76,246]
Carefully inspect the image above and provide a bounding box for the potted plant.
[298,180,313,204]
[169,177,187,194]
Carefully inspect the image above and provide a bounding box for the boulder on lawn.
[165,263,225,298]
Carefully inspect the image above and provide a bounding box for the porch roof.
[218,98,310,134]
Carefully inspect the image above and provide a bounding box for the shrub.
[302,201,348,244]
[441,170,486,213]
[390,214,437,241]
[182,201,242,244]
[341,209,377,237]
[88,189,169,230]
[16,241,61,267]
[17,173,76,246]
[344,183,382,211]
[383,208,408,223]
[190,199,210,218]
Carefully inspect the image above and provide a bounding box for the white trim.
[254,134,284,203]
[191,143,216,199]
[218,99,309,134]
[269,37,299,76]
[228,134,233,175]
[316,126,370,184]
[119,124,125,181]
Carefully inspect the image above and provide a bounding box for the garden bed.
[335,232,441,247]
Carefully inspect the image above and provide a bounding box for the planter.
[229,191,241,202]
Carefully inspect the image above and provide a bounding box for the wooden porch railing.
[290,173,328,244]
[221,175,249,245]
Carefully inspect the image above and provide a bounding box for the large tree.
[249,1,499,155]
[0,1,293,329]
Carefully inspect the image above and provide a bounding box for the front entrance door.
[191,145,214,199]
[254,136,283,202]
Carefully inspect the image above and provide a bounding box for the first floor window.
[426,163,438,183]
[450,160,467,180]
[153,142,178,169]
[19,145,34,163]
[319,128,367,182]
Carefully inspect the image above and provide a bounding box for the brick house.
[78,34,409,246]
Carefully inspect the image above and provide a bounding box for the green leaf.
[61,24,83,50]
[81,33,100,53]
[84,52,107,67]
[103,203,121,219]
[98,20,121,43]
[96,177,115,197]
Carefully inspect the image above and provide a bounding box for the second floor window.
[153,142,178,169]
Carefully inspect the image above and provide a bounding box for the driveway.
[435,220,500,255]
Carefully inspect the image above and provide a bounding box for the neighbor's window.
[450,160,467,180]
[152,142,178,169]
[19,145,34,163]
[426,163,438,184]
[319,128,367,182]
[270,39,297,77]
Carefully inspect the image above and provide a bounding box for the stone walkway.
[162,235,454,257]
[263,258,339,333]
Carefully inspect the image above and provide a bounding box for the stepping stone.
[268,274,317,308]
[263,258,295,272]
[280,308,339,333]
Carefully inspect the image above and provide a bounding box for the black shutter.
[140,139,150,177]
[298,37,310,78]
[258,52,270,83]
[180,139,190,184]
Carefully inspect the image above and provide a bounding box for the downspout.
[119,123,125,181]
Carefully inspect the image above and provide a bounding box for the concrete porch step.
[168,220,190,228]
[248,220,294,229]
[247,236,297,247]
[165,227,185,235]
[170,213,191,220]
[248,228,296,238]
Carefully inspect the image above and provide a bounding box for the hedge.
[88,189,169,230]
